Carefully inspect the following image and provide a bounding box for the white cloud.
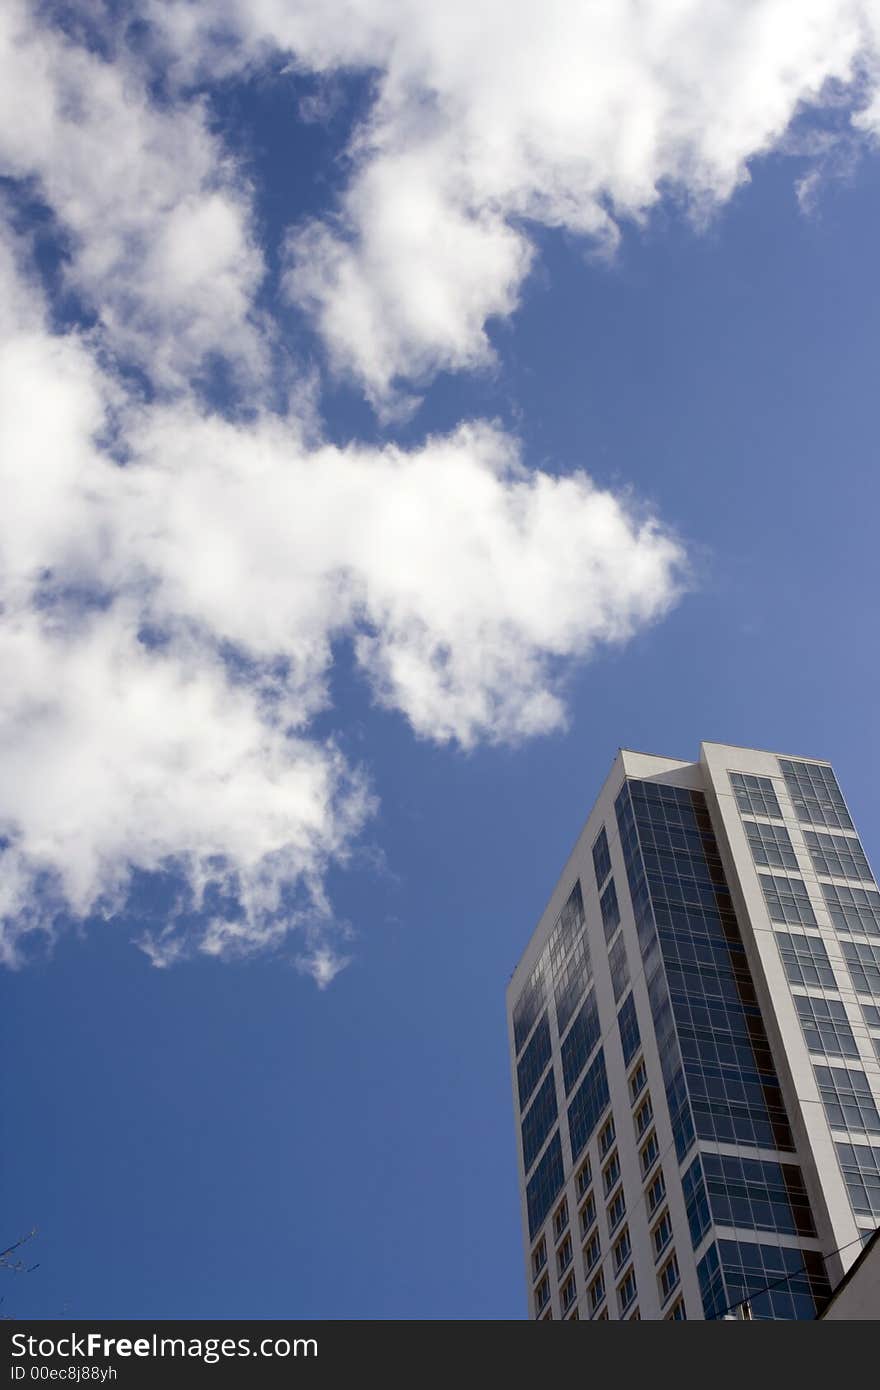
[0,0,267,390]
[150,0,880,406]
[0,223,683,968]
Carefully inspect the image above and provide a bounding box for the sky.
[2,0,880,1320]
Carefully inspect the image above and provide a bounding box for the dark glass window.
[653,1209,673,1259]
[617,993,641,1067]
[682,1156,711,1248]
[835,1142,880,1218]
[743,819,798,871]
[600,878,621,943]
[613,1227,632,1273]
[592,827,612,889]
[794,995,858,1058]
[532,1238,547,1279]
[759,873,817,927]
[517,1011,552,1110]
[602,1151,621,1195]
[700,1153,817,1237]
[534,1274,550,1313]
[554,934,592,1036]
[841,939,880,995]
[804,829,873,883]
[815,1064,880,1133]
[618,1266,637,1312]
[514,964,547,1055]
[608,932,630,1004]
[774,931,836,990]
[588,1270,605,1312]
[567,1047,610,1161]
[730,772,782,819]
[779,759,853,831]
[659,1253,680,1302]
[616,780,795,1157]
[521,1071,559,1172]
[579,1191,596,1237]
[700,1238,830,1320]
[575,1156,592,1199]
[560,1272,576,1312]
[546,881,587,979]
[822,882,880,938]
[526,1131,565,1239]
[561,989,601,1095]
[583,1229,601,1273]
[607,1188,626,1233]
[646,1169,666,1214]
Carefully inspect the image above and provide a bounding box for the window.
[628,1307,641,1320]
[613,1226,631,1273]
[561,990,601,1095]
[607,1188,626,1233]
[836,1142,880,1219]
[699,1152,816,1238]
[567,1307,580,1320]
[646,1169,666,1214]
[567,1047,611,1160]
[557,1233,573,1275]
[804,829,873,883]
[603,1151,621,1195]
[514,962,547,1055]
[592,827,612,888]
[758,873,817,927]
[554,935,592,1035]
[553,1198,569,1242]
[652,1209,673,1260]
[583,1229,601,1274]
[560,1273,577,1312]
[666,1298,687,1321]
[609,932,630,1003]
[815,1064,880,1133]
[600,878,621,943]
[532,1237,547,1279]
[526,1132,565,1240]
[822,882,880,938]
[730,772,782,819]
[795,994,859,1058]
[535,1275,550,1314]
[640,1130,661,1177]
[842,940,880,995]
[775,931,837,990]
[575,1156,592,1199]
[516,1012,552,1109]
[588,1270,605,1313]
[681,1156,711,1248]
[743,819,799,871]
[659,1252,680,1303]
[598,1117,616,1158]
[618,994,641,1067]
[617,1266,637,1313]
[634,1094,653,1138]
[579,1191,597,1238]
[521,1071,558,1172]
[779,758,853,830]
[629,1060,648,1103]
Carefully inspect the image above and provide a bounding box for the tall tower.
[506,744,880,1320]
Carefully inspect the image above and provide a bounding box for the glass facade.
[521,1070,558,1172]
[779,759,853,831]
[616,779,794,1153]
[698,1239,829,1320]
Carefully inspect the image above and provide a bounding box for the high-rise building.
[506,744,880,1320]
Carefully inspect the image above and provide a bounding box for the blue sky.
[2,1,880,1319]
